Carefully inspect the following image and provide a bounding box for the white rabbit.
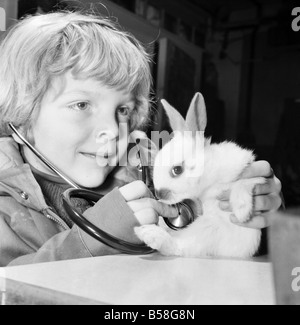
[135,93,265,258]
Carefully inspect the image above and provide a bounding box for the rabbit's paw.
[134,225,179,256]
[230,177,266,223]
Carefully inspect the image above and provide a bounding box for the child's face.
[23,72,135,188]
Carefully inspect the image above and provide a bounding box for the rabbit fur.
[134,93,264,258]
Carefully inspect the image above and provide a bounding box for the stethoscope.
[9,123,196,255]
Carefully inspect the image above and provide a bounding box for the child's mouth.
[81,152,113,159]
[81,153,97,159]
[81,152,112,162]
[81,152,118,168]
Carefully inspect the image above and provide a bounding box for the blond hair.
[0,11,152,137]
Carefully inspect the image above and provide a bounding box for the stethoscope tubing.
[8,123,155,255]
[62,188,155,255]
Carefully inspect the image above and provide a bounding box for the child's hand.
[218,161,282,229]
[119,181,179,226]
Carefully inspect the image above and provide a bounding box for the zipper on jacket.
[42,208,69,230]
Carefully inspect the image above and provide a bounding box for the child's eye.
[117,105,135,122]
[68,102,90,111]
[117,105,131,117]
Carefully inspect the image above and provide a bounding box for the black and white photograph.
[0,0,299,307]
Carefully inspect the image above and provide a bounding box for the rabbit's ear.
[186,93,207,132]
[161,99,186,132]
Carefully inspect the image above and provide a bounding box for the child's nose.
[96,130,117,144]
[94,115,119,142]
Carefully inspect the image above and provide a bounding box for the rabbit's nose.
[155,188,172,201]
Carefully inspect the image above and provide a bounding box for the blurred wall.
[0,0,18,29]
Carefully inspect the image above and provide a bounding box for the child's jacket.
[0,137,151,266]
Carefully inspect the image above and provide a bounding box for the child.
[0,11,282,266]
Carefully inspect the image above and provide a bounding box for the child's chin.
[75,173,108,189]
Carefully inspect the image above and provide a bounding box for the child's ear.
[186,93,207,132]
[161,99,186,132]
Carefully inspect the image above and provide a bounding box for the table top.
[0,254,276,305]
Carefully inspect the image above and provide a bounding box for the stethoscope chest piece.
[164,202,195,231]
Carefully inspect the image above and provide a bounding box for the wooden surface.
[0,254,275,305]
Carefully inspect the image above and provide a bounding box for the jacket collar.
[0,138,24,170]
[0,138,49,210]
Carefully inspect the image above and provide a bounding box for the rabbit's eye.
[171,166,184,177]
